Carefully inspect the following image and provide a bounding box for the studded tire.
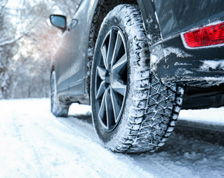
[91,5,184,153]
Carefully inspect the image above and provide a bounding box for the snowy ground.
[0,99,224,178]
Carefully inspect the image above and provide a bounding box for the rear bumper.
[150,34,224,87]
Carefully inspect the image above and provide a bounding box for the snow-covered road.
[0,99,224,178]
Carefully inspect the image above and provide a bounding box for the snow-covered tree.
[0,0,20,98]
[0,0,80,99]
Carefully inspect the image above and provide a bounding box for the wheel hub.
[105,70,110,84]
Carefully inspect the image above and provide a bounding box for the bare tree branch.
[0,35,24,46]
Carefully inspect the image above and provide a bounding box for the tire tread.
[103,5,184,153]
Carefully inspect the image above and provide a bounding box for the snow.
[163,47,192,58]
[150,44,163,72]
[179,107,224,126]
[175,68,193,75]
[199,60,224,72]
[1,99,224,178]
[150,46,193,75]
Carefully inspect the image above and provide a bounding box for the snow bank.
[179,107,224,126]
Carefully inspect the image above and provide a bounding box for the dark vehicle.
[50,0,224,153]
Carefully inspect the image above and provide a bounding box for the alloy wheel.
[95,27,128,131]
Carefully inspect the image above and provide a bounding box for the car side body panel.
[68,0,98,98]
[54,36,71,95]
[54,0,98,101]
[53,0,224,108]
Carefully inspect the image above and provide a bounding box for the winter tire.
[91,5,184,153]
[50,71,69,117]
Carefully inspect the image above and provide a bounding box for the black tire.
[50,70,69,117]
[91,5,184,153]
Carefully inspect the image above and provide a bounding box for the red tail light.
[183,22,224,48]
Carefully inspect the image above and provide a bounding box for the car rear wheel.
[50,70,69,117]
[91,4,184,153]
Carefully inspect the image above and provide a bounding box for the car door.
[68,0,96,97]
[54,31,72,95]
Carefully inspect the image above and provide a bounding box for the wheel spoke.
[98,91,106,123]
[101,45,107,68]
[105,89,115,129]
[96,81,106,99]
[106,30,116,69]
[97,66,106,80]
[111,80,126,96]
[112,54,127,73]
[111,32,122,67]
[110,88,122,122]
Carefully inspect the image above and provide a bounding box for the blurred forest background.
[0,0,80,99]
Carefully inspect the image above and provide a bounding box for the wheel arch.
[88,0,140,59]
[87,0,160,94]
[88,0,160,60]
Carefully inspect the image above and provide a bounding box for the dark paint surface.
[154,0,224,38]
[137,0,161,44]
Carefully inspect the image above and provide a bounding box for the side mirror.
[50,15,67,32]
